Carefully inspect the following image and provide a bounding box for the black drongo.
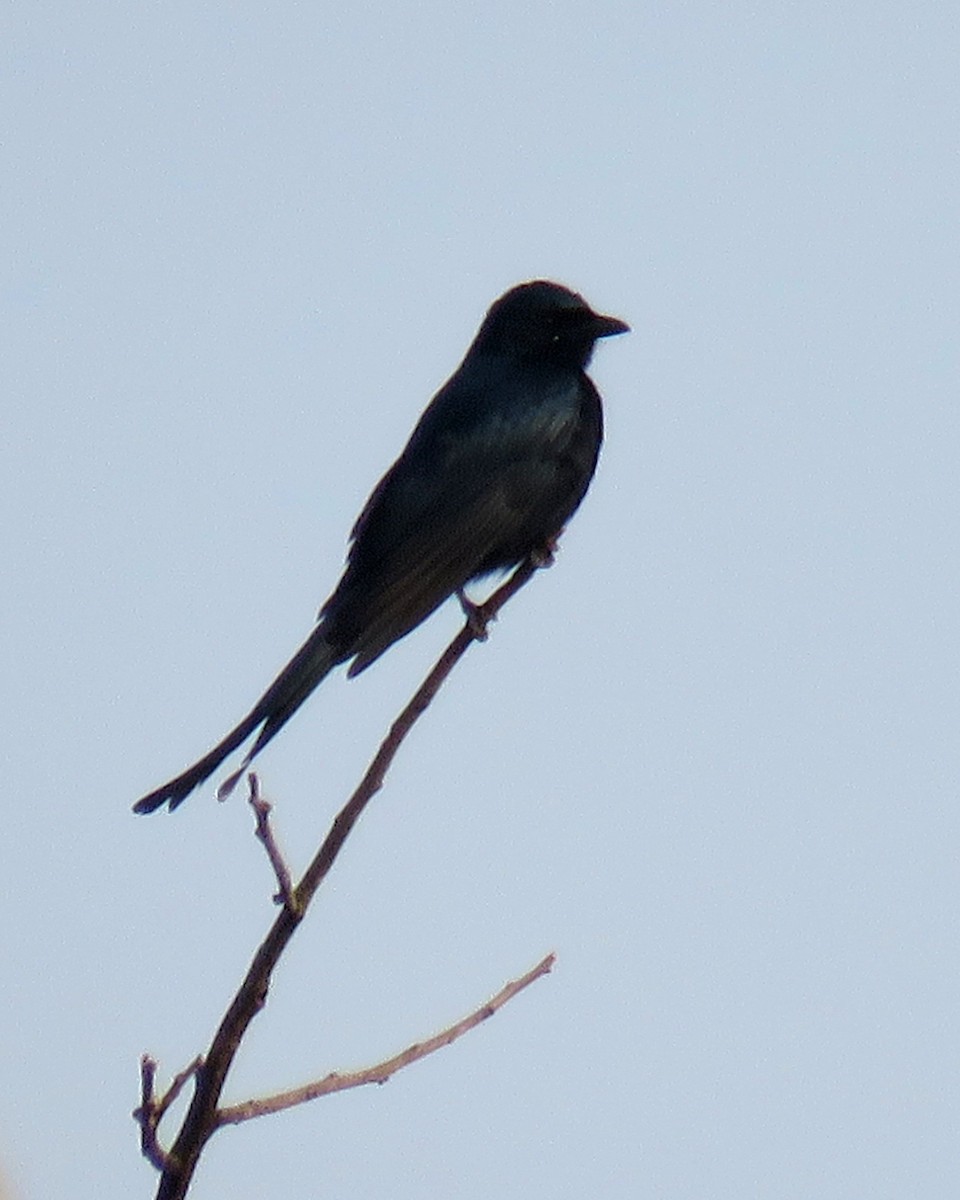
[134,280,628,813]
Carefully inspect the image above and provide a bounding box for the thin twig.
[135,1056,167,1171]
[218,952,555,1125]
[134,1055,203,1171]
[150,553,548,1200]
[247,774,297,911]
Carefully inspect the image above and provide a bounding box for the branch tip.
[217,949,556,1126]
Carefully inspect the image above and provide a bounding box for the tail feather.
[132,711,264,813]
[133,630,342,814]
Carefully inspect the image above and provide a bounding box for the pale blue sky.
[3,3,959,1198]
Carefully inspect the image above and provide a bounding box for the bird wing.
[342,462,540,675]
[324,370,590,675]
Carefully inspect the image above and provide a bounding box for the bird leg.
[457,588,489,641]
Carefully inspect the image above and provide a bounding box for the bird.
[134,280,628,813]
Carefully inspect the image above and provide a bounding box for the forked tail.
[133,629,342,813]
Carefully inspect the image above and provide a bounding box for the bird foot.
[530,535,559,569]
[457,588,489,640]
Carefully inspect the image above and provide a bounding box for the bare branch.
[149,553,549,1200]
[247,774,297,911]
[218,952,556,1125]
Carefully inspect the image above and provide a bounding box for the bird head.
[473,280,629,369]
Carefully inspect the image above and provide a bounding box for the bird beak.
[591,312,630,338]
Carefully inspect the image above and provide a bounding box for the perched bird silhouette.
[134,281,628,813]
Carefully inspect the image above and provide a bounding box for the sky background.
[3,3,959,1198]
